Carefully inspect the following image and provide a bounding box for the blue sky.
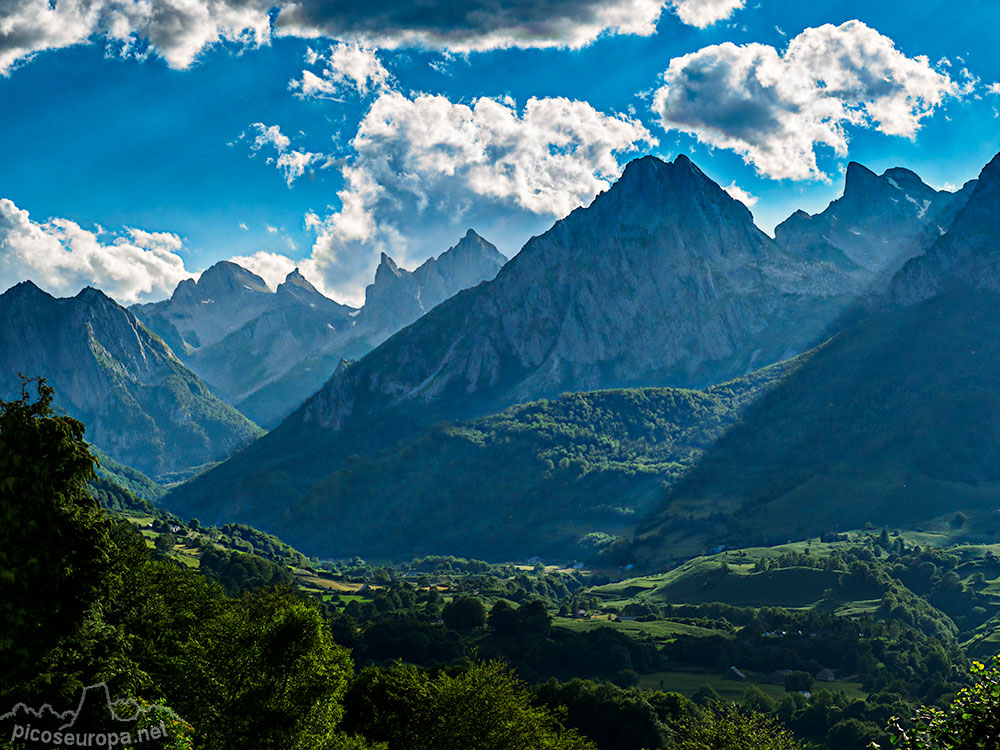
[1,0,999,305]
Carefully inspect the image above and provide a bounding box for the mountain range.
[0,282,261,478]
[6,147,994,566]
[163,152,986,560]
[132,230,506,427]
[624,151,1000,565]
[775,161,974,287]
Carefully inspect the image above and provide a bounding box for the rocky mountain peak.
[589,154,755,235]
[775,159,973,279]
[3,279,50,302]
[196,261,271,299]
[772,210,812,241]
[976,151,1000,191]
[276,267,323,298]
[0,282,261,477]
[881,166,934,196]
[74,285,114,305]
[843,161,880,193]
[614,154,720,198]
[171,277,199,302]
[421,229,507,283]
[357,232,506,348]
[367,252,407,288]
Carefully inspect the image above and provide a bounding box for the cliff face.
[0,282,262,478]
[774,162,975,288]
[302,154,856,431]
[889,152,1000,304]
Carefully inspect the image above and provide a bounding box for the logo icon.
[2,683,180,748]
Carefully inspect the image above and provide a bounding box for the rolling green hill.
[185,354,808,561]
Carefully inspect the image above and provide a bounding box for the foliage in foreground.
[672,702,805,750]
[0,379,928,750]
[343,660,596,750]
[878,658,1000,750]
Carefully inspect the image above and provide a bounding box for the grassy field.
[592,560,881,612]
[638,668,867,702]
[553,616,725,641]
[295,575,368,592]
[122,515,382,605]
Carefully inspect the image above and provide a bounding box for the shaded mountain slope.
[240,355,808,561]
[626,151,1000,567]
[627,289,1000,567]
[0,282,262,478]
[890,152,1000,304]
[166,153,860,539]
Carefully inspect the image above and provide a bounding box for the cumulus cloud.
[0,0,273,74]
[227,250,300,290]
[672,0,744,28]
[652,20,957,180]
[1,0,745,75]
[294,90,655,304]
[290,41,390,99]
[988,82,1000,95]
[0,197,194,303]
[722,180,758,207]
[275,0,740,52]
[247,122,326,187]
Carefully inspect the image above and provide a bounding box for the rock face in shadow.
[888,152,1000,304]
[774,161,975,289]
[0,282,262,478]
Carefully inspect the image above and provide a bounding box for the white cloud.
[671,0,744,28]
[652,20,957,181]
[957,67,980,97]
[290,42,390,99]
[723,180,758,207]
[0,198,194,303]
[248,122,325,187]
[988,82,1000,95]
[1,0,744,75]
[251,123,290,153]
[275,150,324,186]
[227,250,299,290]
[287,91,654,305]
[0,0,273,75]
